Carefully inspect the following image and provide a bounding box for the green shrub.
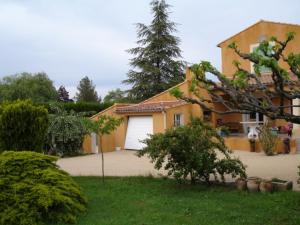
[0,151,87,225]
[47,110,87,156]
[138,118,246,184]
[258,123,277,156]
[0,100,49,152]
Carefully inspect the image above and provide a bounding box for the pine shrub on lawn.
[0,151,87,225]
[0,100,49,152]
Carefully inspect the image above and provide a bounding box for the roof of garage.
[115,100,188,113]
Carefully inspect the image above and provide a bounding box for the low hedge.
[43,102,113,116]
[0,151,87,225]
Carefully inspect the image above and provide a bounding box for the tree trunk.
[98,135,105,183]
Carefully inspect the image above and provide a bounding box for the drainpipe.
[162,110,167,131]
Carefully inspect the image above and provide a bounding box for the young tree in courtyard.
[76,76,100,103]
[124,0,185,101]
[171,33,300,124]
[83,116,123,182]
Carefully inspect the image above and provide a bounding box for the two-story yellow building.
[83,20,300,154]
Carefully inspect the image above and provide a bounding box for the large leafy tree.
[103,88,127,103]
[76,76,100,103]
[0,72,58,103]
[47,108,87,156]
[123,0,185,101]
[172,33,300,124]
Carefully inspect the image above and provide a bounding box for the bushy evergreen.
[0,151,87,225]
[0,100,48,152]
[76,76,100,103]
[124,0,185,101]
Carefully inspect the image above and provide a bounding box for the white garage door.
[124,116,153,150]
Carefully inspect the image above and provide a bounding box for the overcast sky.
[0,0,299,98]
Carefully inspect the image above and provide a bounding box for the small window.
[174,114,183,127]
[203,110,212,121]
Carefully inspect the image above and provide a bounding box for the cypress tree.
[123,0,185,101]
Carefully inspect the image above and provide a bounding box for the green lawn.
[55,176,300,225]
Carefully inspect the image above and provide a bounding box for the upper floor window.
[250,42,274,74]
[174,113,183,127]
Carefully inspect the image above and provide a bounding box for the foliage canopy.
[0,72,58,103]
[47,108,87,156]
[138,118,246,184]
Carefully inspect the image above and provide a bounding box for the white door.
[124,116,153,150]
[91,133,98,153]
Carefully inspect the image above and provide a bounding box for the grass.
[54,176,300,225]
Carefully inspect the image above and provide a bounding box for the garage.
[124,116,153,150]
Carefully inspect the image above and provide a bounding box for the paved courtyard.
[57,150,300,190]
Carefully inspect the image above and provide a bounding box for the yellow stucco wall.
[142,80,191,104]
[82,135,92,153]
[219,21,300,76]
[225,136,296,154]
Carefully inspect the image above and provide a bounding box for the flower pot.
[259,180,273,193]
[236,178,247,191]
[247,177,261,192]
[249,139,256,152]
[272,178,293,191]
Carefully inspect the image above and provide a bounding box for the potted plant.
[247,177,261,192]
[259,179,274,193]
[258,123,277,156]
[236,178,247,191]
[270,126,279,136]
[217,125,230,137]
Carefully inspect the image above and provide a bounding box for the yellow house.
[83,20,300,153]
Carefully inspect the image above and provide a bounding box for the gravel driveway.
[57,150,300,190]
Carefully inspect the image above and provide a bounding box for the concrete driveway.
[57,150,300,190]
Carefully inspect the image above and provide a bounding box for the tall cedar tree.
[123,0,185,101]
[76,76,100,103]
[57,85,71,102]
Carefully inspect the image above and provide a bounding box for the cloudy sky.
[0,0,299,98]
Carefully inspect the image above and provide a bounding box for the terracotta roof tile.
[248,73,298,85]
[115,100,187,113]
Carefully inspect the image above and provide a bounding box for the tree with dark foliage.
[57,85,72,102]
[124,0,185,101]
[172,33,300,124]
